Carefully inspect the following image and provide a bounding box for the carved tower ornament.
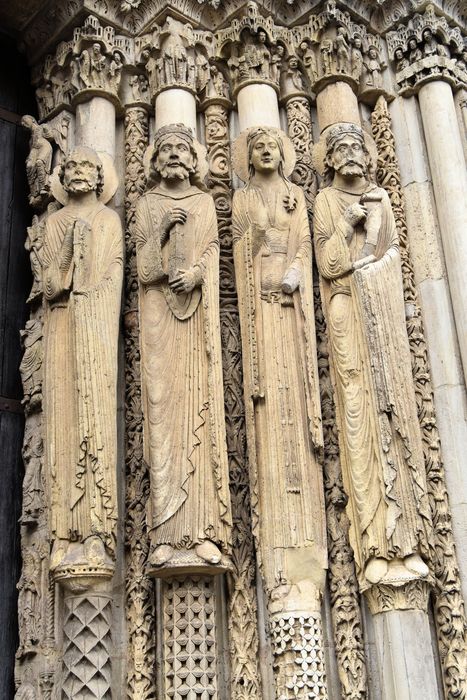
[135,123,232,577]
[232,126,328,698]
[313,122,433,594]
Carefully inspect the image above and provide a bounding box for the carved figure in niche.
[129,74,149,102]
[195,52,210,93]
[362,46,384,88]
[240,30,271,82]
[423,27,439,57]
[21,116,53,202]
[42,147,123,572]
[300,40,318,84]
[36,82,54,119]
[313,123,432,588]
[335,27,350,73]
[321,38,333,75]
[90,43,106,88]
[21,422,44,525]
[394,47,409,72]
[408,37,422,63]
[161,18,190,85]
[207,65,229,99]
[232,127,326,602]
[270,44,285,84]
[350,36,363,82]
[25,216,45,303]
[135,124,232,574]
[108,51,123,93]
[16,549,41,655]
[280,55,305,96]
[20,319,43,413]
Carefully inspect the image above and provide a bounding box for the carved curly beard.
[158,162,191,181]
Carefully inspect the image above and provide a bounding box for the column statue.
[313,123,432,589]
[232,127,326,603]
[135,123,232,575]
[42,146,123,574]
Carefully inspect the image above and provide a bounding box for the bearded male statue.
[135,124,232,576]
[314,122,432,590]
[42,147,123,574]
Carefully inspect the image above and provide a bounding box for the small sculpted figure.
[335,27,350,73]
[108,51,123,93]
[232,127,326,605]
[42,147,123,572]
[270,44,285,84]
[135,124,232,574]
[90,43,106,88]
[350,36,363,81]
[314,123,432,589]
[394,47,409,72]
[21,116,53,202]
[280,54,305,96]
[300,40,318,84]
[408,37,423,63]
[363,46,384,88]
[321,38,333,75]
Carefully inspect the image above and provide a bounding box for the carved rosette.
[371,95,467,699]
[123,107,156,699]
[203,102,262,699]
[62,593,112,699]
[271,613,327,699]
[386,5,467,95]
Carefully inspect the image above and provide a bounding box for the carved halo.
[232,126,296,183]
[50,151,119,205]
[312,122,378,178]
[143,135,209,184]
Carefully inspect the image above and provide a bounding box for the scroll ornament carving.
[42,146,123,579]
[203,103,262,699]
[370,96,467,699]
[34,16,131,120]
[135,124,232,576]
[387,4,467,94]
[314,122,433,594]
[123,107,157,700]
[232,126,328,698]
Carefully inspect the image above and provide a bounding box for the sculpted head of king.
[323,123,372,188]
[149,124,198,192]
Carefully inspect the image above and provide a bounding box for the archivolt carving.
[371,96,467,700]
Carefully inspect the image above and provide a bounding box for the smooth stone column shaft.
[390,94,467,602]
[76,96,116,157]
[418,80,467,381]
[237,84,280,131]
[155,89,197,133]
[316,82,360,131]
[373,609,440,700]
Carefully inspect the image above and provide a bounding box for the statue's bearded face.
[249,135,282,173]
[329,135,367,178]
[155,135,195,181]
[63,151,100,193]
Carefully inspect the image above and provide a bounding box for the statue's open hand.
[161,208,187,240]
[281,267,300,294]
[344,203,367,227]
[169,268,197,294]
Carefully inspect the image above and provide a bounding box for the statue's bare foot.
[404,553,429,577]
[195,540,222,565]
[151,544,174,566]
[365,557,388,584]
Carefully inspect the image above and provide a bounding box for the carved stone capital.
[34,16,130,121]
[387,5,466,95]
[365,579,431,614]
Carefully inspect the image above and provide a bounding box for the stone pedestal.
[418,80,467,382]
